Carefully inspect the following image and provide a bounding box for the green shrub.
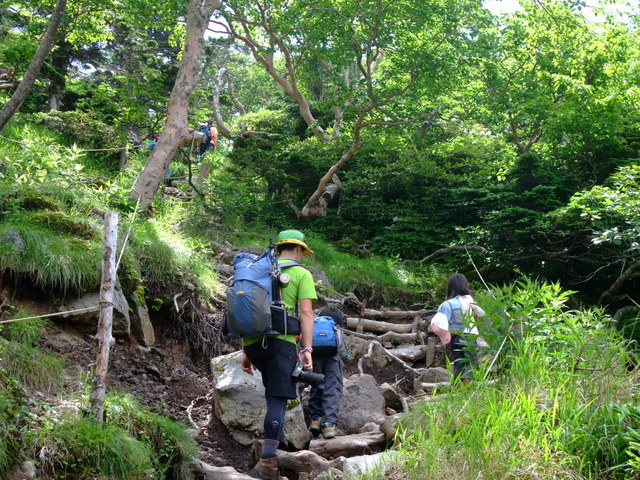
[392,283,638,480]
[31,111,118,146]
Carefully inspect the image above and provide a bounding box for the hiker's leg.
[451,334,474,382]
[261,395,287,458]
[320,356,343,425]
[451,334,466,381]
[308,383,323,419]
[308,356,326,420]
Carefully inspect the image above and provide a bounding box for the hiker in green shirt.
[241,229,317,480]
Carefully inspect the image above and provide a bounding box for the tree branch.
[420,246,489,264]
[599,260,640,306]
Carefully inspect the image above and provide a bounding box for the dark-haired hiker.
[431,273,485,384]
[308,307,346,440]
[241,229,317,480]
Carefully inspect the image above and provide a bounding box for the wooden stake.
[90,212,118,424]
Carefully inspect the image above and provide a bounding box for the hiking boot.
[309,416,322,437]
[321,422,336,439]
[250,456,289,480]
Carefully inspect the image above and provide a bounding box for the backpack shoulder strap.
[446,297,462,311]
[279,259,302,268]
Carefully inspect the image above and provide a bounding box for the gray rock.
[8,460,36,480]
[0,232,25,251]
[131,302,156,346]
[339,375,386,434]
[59,289,130,336]
[343,451,402,478]
[211,351,310,449]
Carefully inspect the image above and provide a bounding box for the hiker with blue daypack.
[198,120,218,155]
[308,306,347,440]
[430,273,485,384]
[239,229,317,480]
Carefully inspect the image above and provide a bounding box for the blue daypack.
[225,248,300,337]
[445,297,476,333]
[198,124,212,143]
[312,316,340,356]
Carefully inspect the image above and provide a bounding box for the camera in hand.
[291,361,325,389]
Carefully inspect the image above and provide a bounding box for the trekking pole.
[270,237,282,304]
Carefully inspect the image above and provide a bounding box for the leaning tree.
[209,0,487,218]
[130,0,221,208]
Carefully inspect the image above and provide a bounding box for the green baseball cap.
[275,229,314,255]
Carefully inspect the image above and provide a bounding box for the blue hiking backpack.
[312,316,338,356]
[225,244,300,337]
[312,316,350,357]
[445,296,478,334]
[198,124,212,143]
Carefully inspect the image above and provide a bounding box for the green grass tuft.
[0,369,26,478]
[0,215,102,293]
[0,317,47,345]
[0,338,65,392]
[29,416,153,479]
[106,393,199,479]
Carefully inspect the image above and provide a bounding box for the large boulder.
[59,289,130,336]
[338,374,386,434]
[211,351,310,449]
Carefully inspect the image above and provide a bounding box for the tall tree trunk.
[130,0,221,209]
[0,0,67,132]
[46,40,72,112]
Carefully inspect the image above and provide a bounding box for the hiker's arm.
[298,298,314,370]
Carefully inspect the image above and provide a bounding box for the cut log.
[362,308,432,320]
[379,331,426,343]
[345,317,417,334]
[420,381,451,394]
[425,337,437,367]
[196,462,253,480]
[411,314,421,334]
[276,449,344,475]
[342,330,427,345]
[309,432,386,459]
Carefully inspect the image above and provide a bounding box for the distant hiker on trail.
[198,119,218,155]
[240,229,317,480]
[148,133,159,153]
[430,273,485,384]
[308,306,346,440]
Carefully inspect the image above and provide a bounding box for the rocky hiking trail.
[13,240,458,480]
[39,291,453,480]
